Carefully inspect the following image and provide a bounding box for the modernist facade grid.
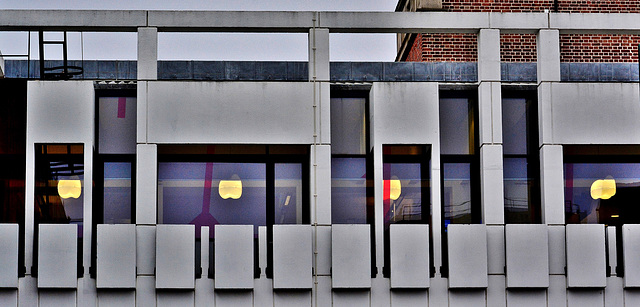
[0,6,640,307]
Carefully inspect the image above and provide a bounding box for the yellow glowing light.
[389,176,401,201]
[590,177,616,200]
[57,178,82,199]
[219,174,242,199]
[611,215,620,218]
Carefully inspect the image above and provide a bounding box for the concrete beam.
[0,10,147,31]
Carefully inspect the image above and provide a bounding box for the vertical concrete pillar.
[308,28,330,82]
[136,144,157,225]
[137,27,158,81]
[477,29,504,225]
[540,145,565,225]
[311,144,331,225]
[537,29,561,84]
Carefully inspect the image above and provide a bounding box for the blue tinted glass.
[275,163,303,224]
[331,158,367,224]
[503,158,537,223]
[383,162,422,228]
[442,163,472,224]
[104,162,132,224]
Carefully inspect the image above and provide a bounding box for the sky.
[0,0,399,62]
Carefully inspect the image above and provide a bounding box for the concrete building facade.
[0,8,639,307]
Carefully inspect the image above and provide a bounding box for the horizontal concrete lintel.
[1,10,640,33]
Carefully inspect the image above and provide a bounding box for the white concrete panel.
[624,289,640,307]
[478,82,503,145]
[478,29,501,82]
[136,144,157,225]
[566,224,606,288]
[448,224,488,288]
[550,83,640,144]
[505,224,549,288]
[155,225,195,289]
[136,225,156,275]
[272,225,312,289]
[146,82,315,144]
[549,275,567,307]
[195,279,214,307]
[97,224,136,288]
[258,226,267,277]
[607,226,617,277]
[312,145,332,225]
[487,225,505,275]
[18,277,37,307]
[137,81,148,143]
[254,278,274,307]
[27,81,94,143]
[548,225,566,275]
[605,277,623,307]
[97,291,135,307]
[0,290,17,307]
[135,276,156,307]
[309,28,329,81]
[371,276,391,307]
[333,290,370,307]
[215,291,252,307]
[537,30,560,83]
[318,82,331,145]
[137,27,158,81]
[273,291,311,307]
[314,276,331,307]
[0,224,19,288]
[39,290,76,307]
[200,226,209,275]
[623,224,640,287]
[506,289,547,307]
[449,289,486,307]
[389,224,430,289]
[480,145,505,225]
[537,83,553,146]
[156,291,194,307]
[371,82,440,145]
[38,224,78,288]
[315,225,331,276]
[331,224,371,288]
[488,275,506,307]
[540,145,565,225]
[214,225,254,289]
[390,290,428,307]
[428,277,449,307]
[567,289,604,307]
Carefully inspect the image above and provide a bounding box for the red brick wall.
[560,34,640,62]
[405,33,478,62]
[500,34,537,62]
[441,0,640,12]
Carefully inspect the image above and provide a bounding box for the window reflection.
[564,162,640,225]
[275,163,303,224]
[35,144,84,235]
[103,162,132,224]
[442,162,472,225]
[331,158,367,224]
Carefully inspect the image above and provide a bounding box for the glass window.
[502,91,540,223]
[35,144,84,232]
[103,162,133,224]
[439,91,480,226]
[330,97,366,156]
[331,158,367,224]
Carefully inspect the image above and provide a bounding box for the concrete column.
[537,29,561,84]
[480,145,505,225]
[540,144,565,225]
[478,29,501,82]
[311,144,331,225]
[478,82,503,146]
[308,28,329,82]
[136,144,157,225]
[137,27,158,81]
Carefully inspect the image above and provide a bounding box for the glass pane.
[103,162,132,224]
[564,162,640,225]
[35,144,84,236]
[98,97,136,154]
[383,162,422,228]
[330,98,366,155]
[158,162,266,237]
[502,98,528,155]
[504,158,538,223]
[442,162,472,225]
[331,158,367,224]
[275,163,303,224]
[440,98,473,155]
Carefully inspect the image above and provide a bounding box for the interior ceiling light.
[58,176,82,199]
[219,174,242,199]
[389,176,401,201]
[590,176,616,200]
